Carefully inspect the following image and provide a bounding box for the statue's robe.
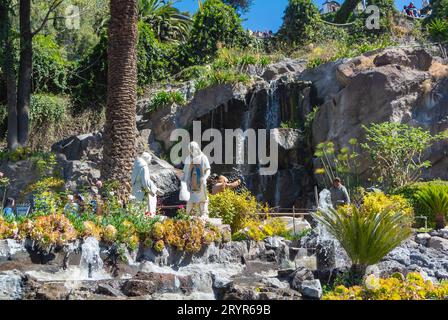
[131,158,158,214]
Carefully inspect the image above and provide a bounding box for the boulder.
[415,233,431,246]
[428,236,448,252]
[121,272,193,297]
[0,270,23,300]
[299,279,322,299]
[290,266,315,291]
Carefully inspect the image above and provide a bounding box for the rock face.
[0,237,319,300]
[308,47,448,180]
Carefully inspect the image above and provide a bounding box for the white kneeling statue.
[182,141,211,218]
[131,152,159,215]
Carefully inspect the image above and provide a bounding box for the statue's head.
[141,152,152,165]
[188,141,202,158]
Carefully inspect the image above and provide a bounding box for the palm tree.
[102,0,138,200]
[314,205,412,284]
[138,0,192,43]
[416,186,448,230]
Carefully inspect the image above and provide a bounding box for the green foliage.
[70,32,108,113]
[147,90,186,113]
[314,139,360,192]
[30,94,68,126]
[431,0,448,20]
[280,120,300,129]
[314,201,413,283]
[209,188,260,232]
[277,0,321,45]
[415,184,448,229]
[426,18,448,41]
[231,218,290,241]
[306,36,395,68]
[222,0,254,14]
[185,0,247,65]
[393,180,448,228]
[361,122,448,191]
[137,22,178,88]
[138,0,192,43]
[32,35,70,94]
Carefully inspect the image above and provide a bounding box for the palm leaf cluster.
[138,0,192,43]
[416,185,448,229]
[314,206,412,268]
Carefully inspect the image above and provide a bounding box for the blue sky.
[174,0,422,31]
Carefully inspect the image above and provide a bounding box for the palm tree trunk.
[102,0,138,200]
[350,263,367,285]
[334,0,361,23]
[17,0,32,147]
[435,213,446,230]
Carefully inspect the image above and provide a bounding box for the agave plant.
[416,185,448,230]
[138,0,192,43]
[314,205,412,283]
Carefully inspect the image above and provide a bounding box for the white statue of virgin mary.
[182,141,211,218]
[131,152,159,215]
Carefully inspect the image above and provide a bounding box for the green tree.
[222,0,254,14]
[277,0,321,45]
[361,122,448,191]
[431,0,448,19]
[138,0,192,43]
[186,0,247,64]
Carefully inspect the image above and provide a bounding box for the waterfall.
[314,189,351,270]
[80,237,104,279]
[265,80,281,130]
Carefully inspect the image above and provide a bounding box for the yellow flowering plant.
[324,272,448,300]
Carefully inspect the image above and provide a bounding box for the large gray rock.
[428,237,448,252]
[0,270,23,300]
[299,279,322,299]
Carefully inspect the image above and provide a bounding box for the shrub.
[137,21,177,88]
[277,0,321,45]
[32,34,70,94]
[148,218,227,254]
[393,180,448,228]
[232,218,289,241]
[28,214,78,248]
[415,185,448,229]
[30,94,68,126]
[185,0,247,65]
[360,192,414,220]
[362,122,448,191]
[209,189,259,232]
[0,216,17,239]
[314,198,413,283]
[147,90,186,113]
[323,272,448,300]
[24,177,65,195]
[431,0,448,20]
[426,18,448,42]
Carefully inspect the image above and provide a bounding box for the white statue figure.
[131,152,159,215]
[182,141,211,219]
